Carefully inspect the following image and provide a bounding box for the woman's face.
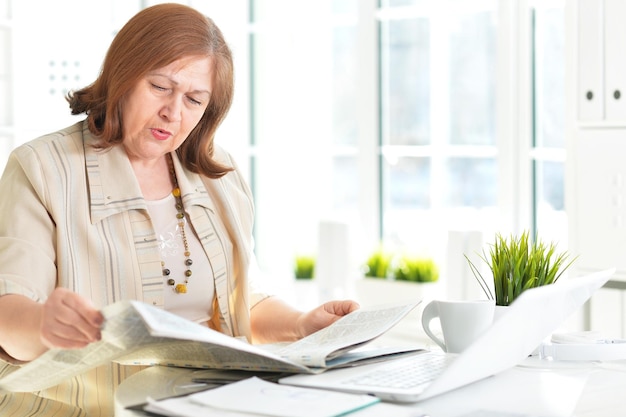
[121,55,214,163]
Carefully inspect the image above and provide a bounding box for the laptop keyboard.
[340,352,454,389]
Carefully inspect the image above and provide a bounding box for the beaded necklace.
[162,154,193,294]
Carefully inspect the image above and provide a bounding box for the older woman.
[0,4,358,415]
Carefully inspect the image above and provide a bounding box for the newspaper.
[0,300,422,392]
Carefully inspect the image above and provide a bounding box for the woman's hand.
[250,296,360,344]
[40,288,104,350]
[0,289,103,361]
[295,300,360,338]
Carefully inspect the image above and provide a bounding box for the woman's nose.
[159,98,182,122]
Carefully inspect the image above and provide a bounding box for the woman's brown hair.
[67,3,234,178]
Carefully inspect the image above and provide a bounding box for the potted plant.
[465,230,577,306]
[356,247,440,306]
[392,255,440,284]
[292,254,317,308]
[363,246,393,279]
[294,254,316,280]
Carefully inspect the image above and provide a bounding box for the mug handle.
[421,301,447,351]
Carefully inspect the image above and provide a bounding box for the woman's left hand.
[250,297,360,343]
[296,299,360,338]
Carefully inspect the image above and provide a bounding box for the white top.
[146,194,214,324]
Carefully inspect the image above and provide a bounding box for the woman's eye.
[151,83,167,91]
[188,97,202,106]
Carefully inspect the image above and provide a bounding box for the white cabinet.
[578,0,626,123]
[590,287,626,337]
[603,0,626,121]
[578,0,604,121]
[569,126,626,338]
[569,0,626,336]
[572,0,626,275]
[573,129,626,273]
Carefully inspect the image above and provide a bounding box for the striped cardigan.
[0,121,268,415]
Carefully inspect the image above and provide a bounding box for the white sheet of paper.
[145,396,251,417]
[186,377,379,417]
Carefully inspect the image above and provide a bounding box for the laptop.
[279,268,615,403]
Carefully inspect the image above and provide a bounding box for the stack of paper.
[143,377,379,417]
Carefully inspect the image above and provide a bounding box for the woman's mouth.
[151,128,171,141]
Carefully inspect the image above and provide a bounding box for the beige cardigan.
[0,120,268,415]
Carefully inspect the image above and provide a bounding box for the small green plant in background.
[363,247,439,283]
[294,255,316,280]
[392,255,439,283]
[465,230,578,306]
[363,247,392,279]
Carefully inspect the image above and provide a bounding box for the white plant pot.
[493,304,509,322]
[354,278,439,308]
[292,279,319,309]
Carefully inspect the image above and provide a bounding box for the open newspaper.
[0,299,423,392]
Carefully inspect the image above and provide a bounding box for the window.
[249,0,365,284]
[379,1,499,258]
[248,0,567,292]
[531,2,566,243]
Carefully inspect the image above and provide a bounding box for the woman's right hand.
[0,289,103,361]
[39,288,104,350]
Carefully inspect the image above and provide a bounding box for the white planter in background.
[354,278,439,307]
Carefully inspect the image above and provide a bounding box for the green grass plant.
[364,247,392,279]
[294,255,315,280]
[392,255,439,283]
[465,230,577,306]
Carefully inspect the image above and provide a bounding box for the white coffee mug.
[421,299,495,353]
